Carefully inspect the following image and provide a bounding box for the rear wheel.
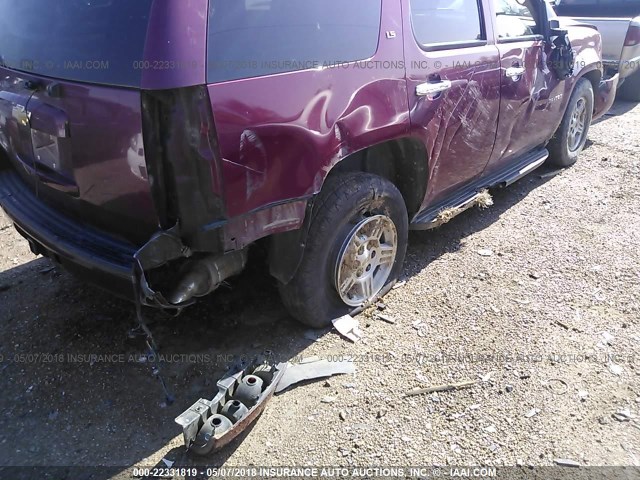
[619,70,640,102]
[547,78,594,168]
[279,172,408,328]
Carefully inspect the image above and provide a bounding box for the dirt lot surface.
[1,101,639,478]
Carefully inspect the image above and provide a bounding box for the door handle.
[505,67,526,80]
[416,80,452,97]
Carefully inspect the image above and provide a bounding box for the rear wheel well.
[326,138,428,219]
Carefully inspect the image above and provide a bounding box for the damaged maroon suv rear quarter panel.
[206,0,410,225]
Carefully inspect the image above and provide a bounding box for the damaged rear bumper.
[0,168,239,308]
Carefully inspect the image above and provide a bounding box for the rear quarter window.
[207,0,382,83]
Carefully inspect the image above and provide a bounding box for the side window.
[207,0,382,83]
[411,0,484,47]
[495,0,539,39]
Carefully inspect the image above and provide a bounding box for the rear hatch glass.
[0,0,153,88]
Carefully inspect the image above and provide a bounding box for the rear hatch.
[0,0,206,245]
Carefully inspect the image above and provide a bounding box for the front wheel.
[279,172,408,328]
[547,78,594,168]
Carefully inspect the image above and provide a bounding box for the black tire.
[619,70,640,102]
[547,78,594,168]
[279,172,408,328]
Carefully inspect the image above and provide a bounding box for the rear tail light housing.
[624,22,640,47]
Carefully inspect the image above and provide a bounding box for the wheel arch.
[269,137,429,285]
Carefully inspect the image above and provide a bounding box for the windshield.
[0,0,153,87]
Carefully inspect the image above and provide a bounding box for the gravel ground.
[0,101,639,477]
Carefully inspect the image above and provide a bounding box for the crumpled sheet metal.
[275,359,356,394]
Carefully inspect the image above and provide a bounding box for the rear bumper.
[593,73,620,121]
[0,169,138,299]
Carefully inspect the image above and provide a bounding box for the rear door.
[403,0,502,207]
[485,0,563,171]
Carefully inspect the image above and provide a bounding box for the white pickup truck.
[554,0,640,101]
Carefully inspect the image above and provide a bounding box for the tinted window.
[555,0,640,17]
[411,0,484,46]
[207,0,382,83]
[0,0,152,87]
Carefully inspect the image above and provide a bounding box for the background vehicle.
[0,0,617,328]
[554,0,640,100]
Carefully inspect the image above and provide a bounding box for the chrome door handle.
[416,80,452,97]
[505,67,526,79]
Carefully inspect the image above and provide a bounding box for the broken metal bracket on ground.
[175,362,287,455]
[175,357,356,455]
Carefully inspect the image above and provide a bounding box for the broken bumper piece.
[175,357,356,455]
[593,73,620,121]
[175,362,287,455]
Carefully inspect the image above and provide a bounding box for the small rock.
[480,372,493,382]
[525,408,540,418]
[321,396,336,404]
[612,409,632,422]
[598,416,609,425]
[323,380,332,388]
[609,363,624,376]
[601,331,615,345]
[339,410,347,421]
[484,425,497,433]
[529,272,541,280]
[505,385,514,393]
[554,459,580,468]
[343,383,356,389]
[376,302,387,311]
[401,436,412,443]
[577,390,589,401]
[376,409,387,419]
[477,249,494,257]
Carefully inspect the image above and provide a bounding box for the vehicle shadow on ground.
[0,164,560,477]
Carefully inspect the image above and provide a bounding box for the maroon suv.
[0,0,618,327]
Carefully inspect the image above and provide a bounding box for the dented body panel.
[208,0,409,220]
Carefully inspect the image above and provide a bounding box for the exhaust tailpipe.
[168,250,248,305]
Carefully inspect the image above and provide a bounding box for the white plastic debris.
[332,315,363,343]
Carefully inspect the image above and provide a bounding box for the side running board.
[411,148,549,230]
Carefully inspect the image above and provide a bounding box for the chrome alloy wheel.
[568,97,588,152]
[335,215,398,307]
